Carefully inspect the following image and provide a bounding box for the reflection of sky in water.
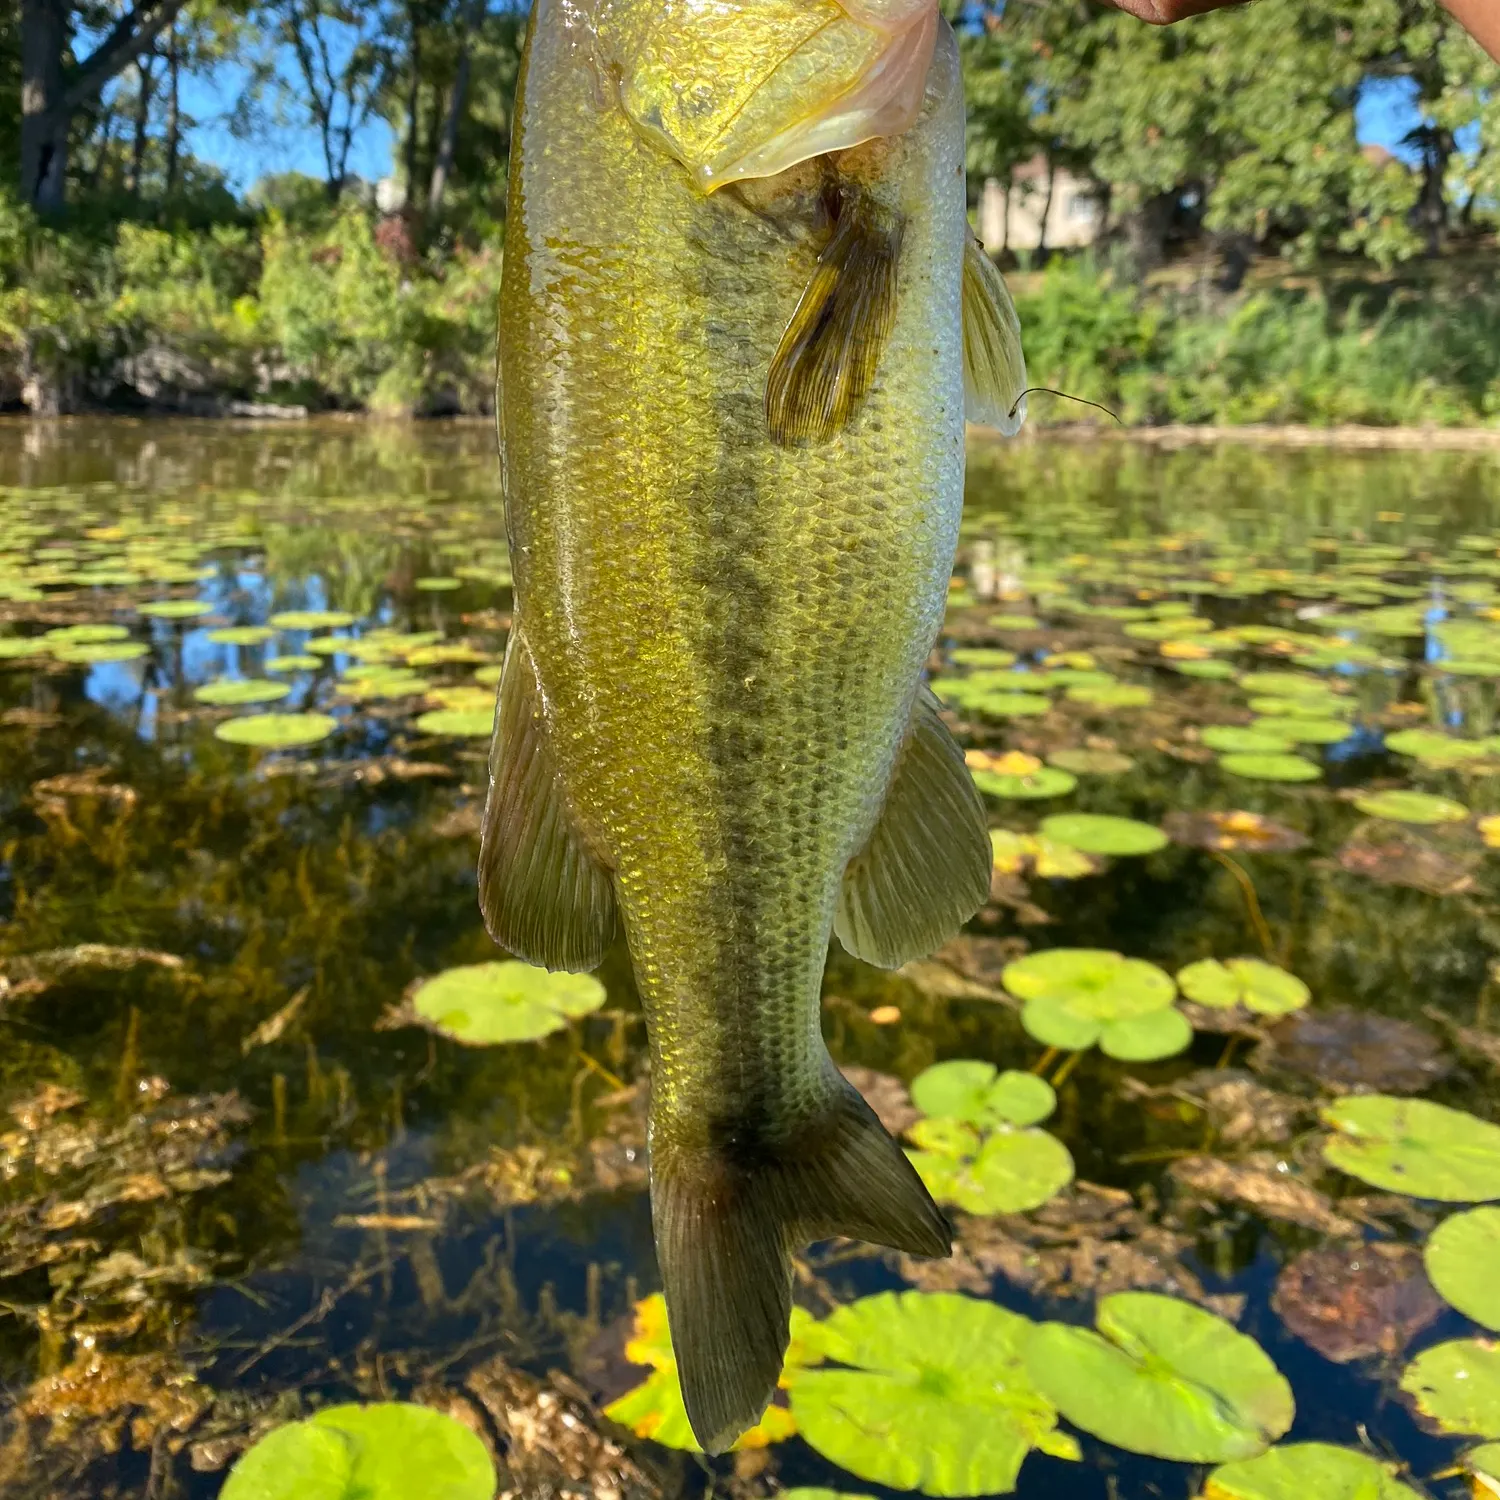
[84,661,147,713]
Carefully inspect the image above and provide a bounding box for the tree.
[19,0,189,211]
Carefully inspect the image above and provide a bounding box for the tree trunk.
[164,26,180,196]
[428,0,484,217]
[20,0,69,212]
[1417,127,1454,256]
[403,4,422,204]
[126,54,157,197]
[1120,189,1176,283]
[1035,156,1056,259]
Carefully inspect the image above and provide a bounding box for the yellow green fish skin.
[494,0,979,1450]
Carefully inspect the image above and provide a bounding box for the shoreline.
[5,411,1500,452]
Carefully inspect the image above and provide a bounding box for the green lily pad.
[1425,1207,1500,1330]
[1467,1443,1500,1483]
[270,609,357,630]
[1021,996,1105,1051]
[214,712,339,748]
[410,961,605,1044]
[910,1061,1056,1128]
[207,626,276,646]
[0,637,50,658]
[1251,717,1349,745]
[1385,729,1491,766]
[415,576,462,591]
[1099,1007,1194,1062]
[1067,681,1152,709]
[139,599,213,619]
[787,1291,1080,1495]
[1203,727,1295,755]
[782,1492,878,1500]
[415,708,495,737]
[1176,958,1310,1017]
[1005,949,1176,1021]
[1174,659,1237,680]
[194,679,292,707]
[972,767,1077,800]
[1239,671,1336,697]
[950,648,1017,668]
[51,640,150,664]
[1219,754,1322,783]
[1046,748,1135,775]
[44,623,129,643]
[1039,814,1167,857]
[1353,790,1468,825]
[1202,1443,1424,1500]
[970,692,1053,719]
[988,614,1041,631]
[1025,1292,1294,1464]
[1321,1096,1500,1201]
[1399,1339,1500,1437]
[1249,695,1353,719]
[910,1126,1075,1216]
[221,1403,495,1500]
[266,655,321,673]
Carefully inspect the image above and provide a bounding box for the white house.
[978,158,1100,254]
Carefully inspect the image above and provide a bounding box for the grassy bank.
[3,192,1498,427]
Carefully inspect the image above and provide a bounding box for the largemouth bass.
[482,0,1026,1453]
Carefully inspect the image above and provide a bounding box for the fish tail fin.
[650,1072,950,1454]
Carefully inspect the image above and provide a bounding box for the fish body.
[483,0,1025,1453]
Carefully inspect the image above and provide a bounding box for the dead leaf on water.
[1273,1243,1444,1363]
[1254,1007,1451,1094]
[1170,1153,1360,1236]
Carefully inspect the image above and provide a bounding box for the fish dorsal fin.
[962,235,1028,436]
[834,687,991,969]
[765,191,903,447]
[478,629,617,972]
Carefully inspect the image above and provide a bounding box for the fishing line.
[1007,387,1124,425]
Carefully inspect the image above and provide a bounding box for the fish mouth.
[589,0,940,192]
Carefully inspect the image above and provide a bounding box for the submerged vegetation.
[2,423,1500,1497]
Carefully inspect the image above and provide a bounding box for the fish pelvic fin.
[835,686,991,969]
[478,627,618,971]
[651,1072,950,1454]
[962,234,1028,436]
[765,187,903,447]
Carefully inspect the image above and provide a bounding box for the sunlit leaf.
[1322,1096,1500,1201]
[410,961,605,1044]
[1425,1208,1500,1330]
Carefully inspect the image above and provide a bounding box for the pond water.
[2,418,1500,1499]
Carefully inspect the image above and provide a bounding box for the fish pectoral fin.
[764,188,904,447]
[835,686,991,969]
[651,1073,949,1455]
[477,628,617,972]
[962,234,1028,436]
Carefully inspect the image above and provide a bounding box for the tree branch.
[62,0,191,114]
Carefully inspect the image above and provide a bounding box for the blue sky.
[176,47,1431,197]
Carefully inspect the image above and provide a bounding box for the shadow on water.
[0,418,1498,1496]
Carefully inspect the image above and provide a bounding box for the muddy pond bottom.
[1,419,1500,1500]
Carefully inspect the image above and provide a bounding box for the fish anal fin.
[835,687,991,969]
[478,630,617,972]
[651,1073,950,1454]
[765,190,904,447]
[962,234,1028,436]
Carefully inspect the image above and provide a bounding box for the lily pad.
[970,692,1053,719]
[1067,681,1152,709]
[1251,717,1348,746]
[1425,1207,1500,1330]
[1321,1096,1500,1201]
[1025,1292,1294,1464]
[787,1291,1080,1495]
[1220,753,1322,783]
[1201,1444,1423,1500]
[415,576,462,591]
[1039,814,1167,857]
[207,626,276,646]
[909,1126,1075,1216]
[1468,1443,1500,1484]
[410,961,605,1044]
[972,766,1077,800]
[910,1061,1056,1128]
[1099,1007,1194,1062]
[1399,1339,1500,1437]
[193,679,292,707]
[603,1294,799,1451]
[1203,727,1295,755]
[1353,790,1468,825]
[1385,729,1491,766]
[221,1403,495,1500]
[950,648,1017,668]
[0,637,50,659]
[1046,748,1135,775]
[44,623,129,643]
[214,712,339,748]
[139,599,213,619]
[266,655,321,673]
[414,708,495,737]
[1005,949,1175,1021]
[1174,659,1237,680]
[1177,959,1310,1017]
[51,640,150,664]
[270,609,357,630]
